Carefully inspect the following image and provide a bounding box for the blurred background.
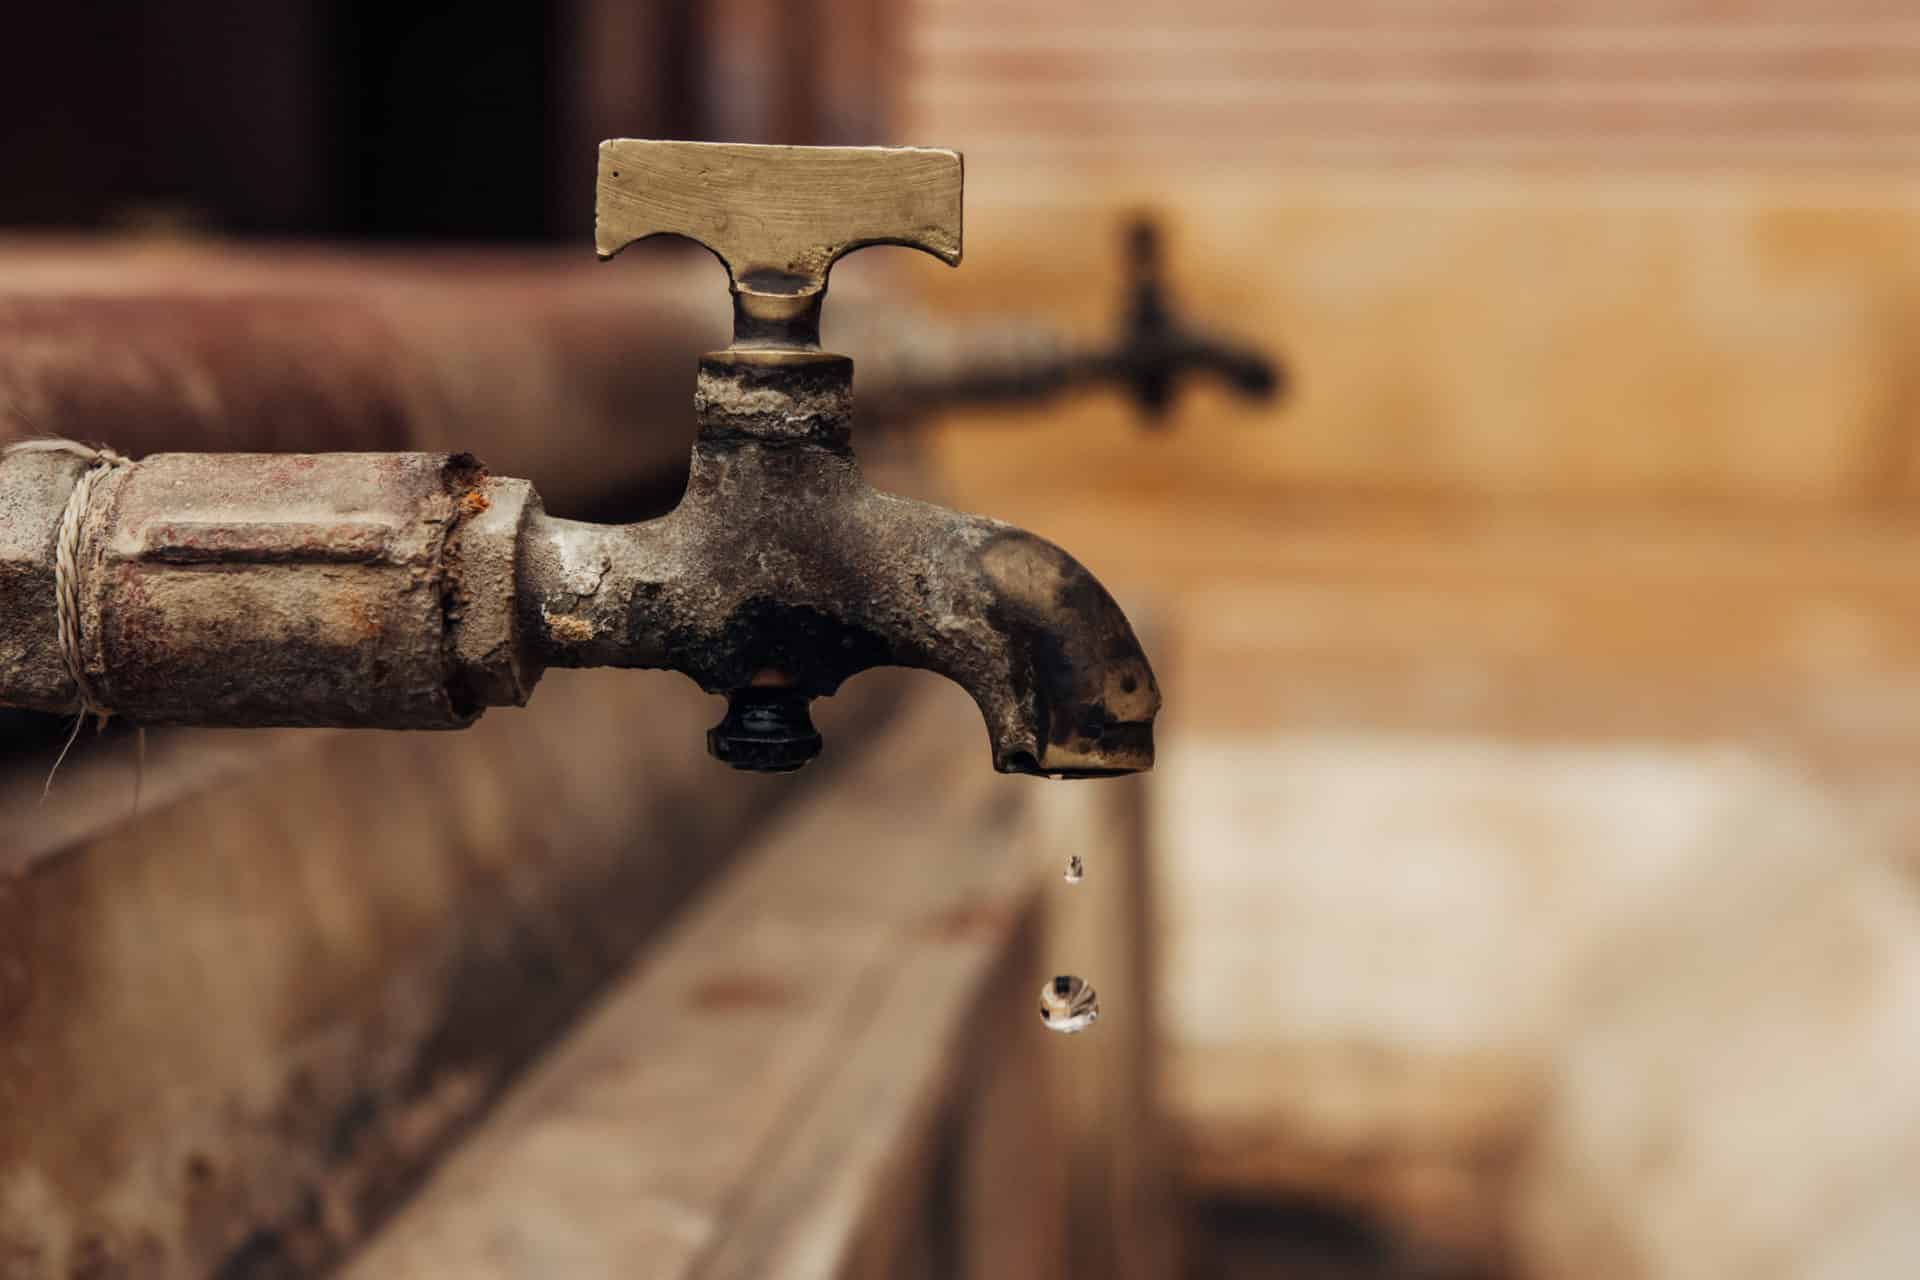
[9,2,1920,1278]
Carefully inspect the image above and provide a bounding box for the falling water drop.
[1038,974,1099,1034]
[1063,855,1084,884]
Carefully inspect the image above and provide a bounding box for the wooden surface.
[0,669,906,1278]
[923,442,1920,1274]
[902,0,1920,171]
[899,0,1920,511]
[911,468,1920,1259]
[909,183,1920,511]
[872,467,1920,1277]
[344,682,1172,1280]
[898,6,1920,1270]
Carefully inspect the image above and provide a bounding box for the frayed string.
[2,433,138,800]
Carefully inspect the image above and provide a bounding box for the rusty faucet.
[0,142,1160,777]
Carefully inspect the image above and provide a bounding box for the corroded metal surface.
[92,453,491,729]
[0,449,87,713]
[444,476,538,710]
[524,355,1159,776]
[0,452,507,728]
[577,140,1157,775]
[0,431,1154,774]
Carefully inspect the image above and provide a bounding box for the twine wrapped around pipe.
[1,438,138,795]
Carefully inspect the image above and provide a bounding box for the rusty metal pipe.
[0,449,516,729]
[0,434,1157,775]
[0,243,737,510]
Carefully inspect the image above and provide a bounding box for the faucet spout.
[941,519,1160,777]
[520,354,1158,775]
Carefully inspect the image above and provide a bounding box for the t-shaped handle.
[595,140,963,350]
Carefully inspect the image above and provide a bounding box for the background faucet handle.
[595,140,962,347]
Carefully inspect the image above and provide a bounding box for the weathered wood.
[343,682,1169,1279]
[909,183,1920,511]
[922,448,1920,1269]
[904,1,1920,510]
[0,668,903,1278]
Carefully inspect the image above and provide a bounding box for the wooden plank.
[898,0,1920,511]
[341,684,1027,1278]
[911,183,1920,511]
[0,669,903,1277]
[914,412,1920,1270]
[1141,584,1920,1267]
[342,681,1170,1279]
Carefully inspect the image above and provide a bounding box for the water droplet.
[1038,974,1099,1034]
[1063,855,1084,884]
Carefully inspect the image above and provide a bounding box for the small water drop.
[1038,973,1099,1034]
[1063,855,1084,884]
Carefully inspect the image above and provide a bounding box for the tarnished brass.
[596,140,962,349]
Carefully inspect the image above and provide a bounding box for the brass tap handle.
[595,140,963,350]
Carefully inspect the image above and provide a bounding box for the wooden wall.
[896,5,1920,1274]
[902,1,1920,171]
[899,0,1920,512]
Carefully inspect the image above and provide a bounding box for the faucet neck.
[694,351,854,451]
[730,284,825,350]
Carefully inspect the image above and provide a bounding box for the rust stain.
[541,610,597,645]
[685,973,797,1013]
[140,521,396,565]
[457,489,491,519]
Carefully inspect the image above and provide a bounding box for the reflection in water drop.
[1064,855,1084,884]
[1038,973,1099,1034]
